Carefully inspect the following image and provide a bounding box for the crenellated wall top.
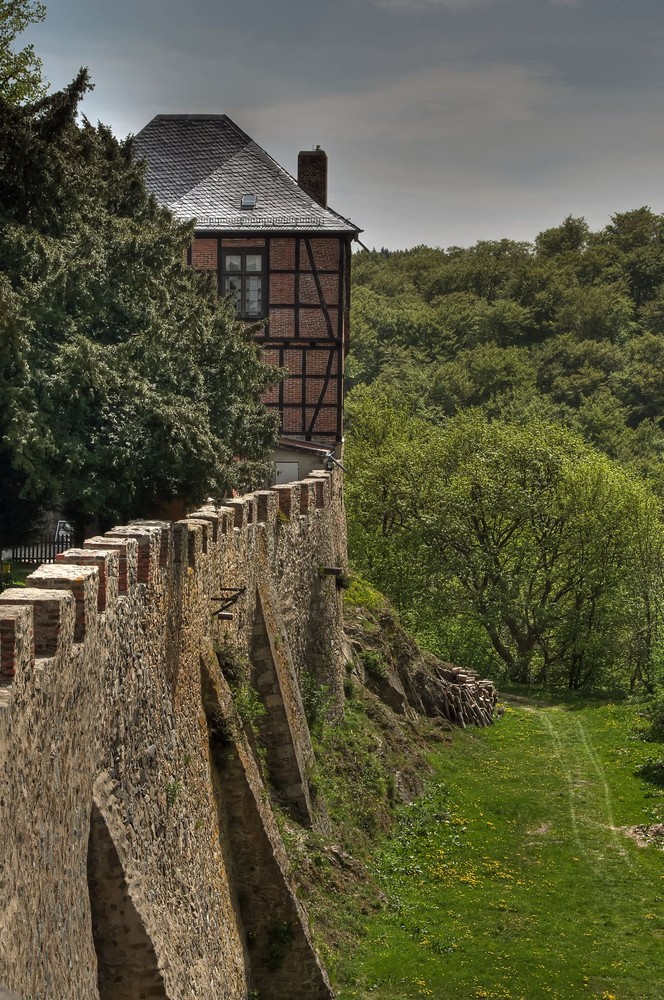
[0,470,339,700]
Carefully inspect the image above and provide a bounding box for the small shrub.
[165,779,182,808]
[231,683,267,732]
[359,649,388,679]
[215,639,251,686]
[306,757,321,796]
[205,702,235,744]
[342,573,388,612]
[635,757,664,787]
[300,670,330,731]
[641,690,664,742]
[263,918,295,970]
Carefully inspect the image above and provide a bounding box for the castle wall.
[0,470,345,1000]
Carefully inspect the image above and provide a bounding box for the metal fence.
[9,532,73,566]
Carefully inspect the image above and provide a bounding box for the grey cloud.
[33,0,664,248]
[370,0,493,9]
[368,0,578,9]
[242,62,560,144]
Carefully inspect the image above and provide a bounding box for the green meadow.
[334,696,664,1000]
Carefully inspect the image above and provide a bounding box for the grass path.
[539,709,635,870]
[334,698,664,1000]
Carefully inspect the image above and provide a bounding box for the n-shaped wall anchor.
[211,588,246,619]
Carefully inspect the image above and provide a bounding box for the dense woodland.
[345,212,664,694]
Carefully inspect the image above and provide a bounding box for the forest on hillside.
[345,210,664,697]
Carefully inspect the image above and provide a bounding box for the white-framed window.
[222,250,265,319]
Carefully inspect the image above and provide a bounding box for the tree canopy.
[345,390,664,692]
[0,0,46,104]
[349,212,664,495]
[0,71,277,543]
[346,216,664,692]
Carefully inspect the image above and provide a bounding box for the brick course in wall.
[191,238,218,271]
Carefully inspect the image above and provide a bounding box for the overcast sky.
[26,0,664,249]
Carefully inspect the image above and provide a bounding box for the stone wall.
[0,470,346,1000]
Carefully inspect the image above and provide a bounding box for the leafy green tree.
[603,208,664,307]
[639,287,664,334]
[348,213,664,690]
[347,285,454,385]
[0,272,46,546]
[421,240,532,304]
[628,501,664,692]
[0,0,45,104]
[351,231,664,481]
[572,387,630,459]
[551,282,635,344]
[534,215,589,258]
[624,332,664,422]
[344,383,433,614]
[429,343,536,416]
[428,291,485,350]
[346,391,664,690]
[534,334,625,408]
[0,72,277,542]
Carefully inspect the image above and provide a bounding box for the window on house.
[222,251,265,319]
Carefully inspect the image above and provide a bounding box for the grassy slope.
[334,695,664,1000]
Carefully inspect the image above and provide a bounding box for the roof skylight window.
[241,193,257,209]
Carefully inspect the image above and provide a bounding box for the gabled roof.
[133,114,359,235]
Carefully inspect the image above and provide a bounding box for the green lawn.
[335,696,664,1000]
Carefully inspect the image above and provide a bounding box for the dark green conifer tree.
[0,71,278,544]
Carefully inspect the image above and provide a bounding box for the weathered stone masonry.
[0,470,346,1000]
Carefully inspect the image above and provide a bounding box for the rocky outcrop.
[344,604,497,727]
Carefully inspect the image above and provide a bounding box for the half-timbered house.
[133,115,360,480]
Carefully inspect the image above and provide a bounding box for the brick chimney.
[297,146,328,208]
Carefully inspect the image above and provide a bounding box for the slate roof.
[133,114,359,235]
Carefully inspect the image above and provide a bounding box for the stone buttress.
[0,470,345,1000]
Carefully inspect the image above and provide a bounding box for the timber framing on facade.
[134,115,360,451]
